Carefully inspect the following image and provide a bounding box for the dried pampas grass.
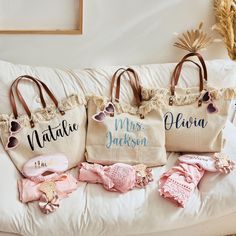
[214,0,236,60]
[173,22,213,53]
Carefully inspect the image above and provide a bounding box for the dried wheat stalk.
[214,0,236,60]
[173,23,213,53]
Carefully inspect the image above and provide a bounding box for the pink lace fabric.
[79,162,153,193]
[159,163,205,208]
[18,173,78,203]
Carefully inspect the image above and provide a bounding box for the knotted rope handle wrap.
[169,59,204,106]
[10,75,65,128]
[110,68,143,118]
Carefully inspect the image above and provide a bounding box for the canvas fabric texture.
[140,53,235,152]
[85,68,166,167]
[0,76,87,173]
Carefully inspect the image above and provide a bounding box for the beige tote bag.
[0,75,87,173]
[86,68,166,167]
[141,52,235,152]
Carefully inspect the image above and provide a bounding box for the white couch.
[0,59,236,236]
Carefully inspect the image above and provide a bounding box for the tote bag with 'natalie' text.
[0,75,87,173]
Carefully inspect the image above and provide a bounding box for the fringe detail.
[141,88,165,100]
[141,87,201,106]
[211,87,236,100]
[140,86,236,116]
[0,94,86,128]
[139,100,165,116]
[87,95,139,115]
[142,86,236,104]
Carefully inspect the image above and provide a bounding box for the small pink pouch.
[22,153,68,182]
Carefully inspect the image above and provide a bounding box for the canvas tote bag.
[141,52,236,152]
[0,75,87,173]
[86,68,166,166]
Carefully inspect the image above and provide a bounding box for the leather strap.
[110,68,126,100]
[10,75,46,121]
[110,68,141,107]
[10,75,65,128]
[171,59,204,96]
[33,80,65,116]
[115,68,141,106]
[176,52,207,84]
[119,68,141,101]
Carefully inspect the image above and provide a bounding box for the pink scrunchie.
[39,194,60,214]
[158,163,205,208]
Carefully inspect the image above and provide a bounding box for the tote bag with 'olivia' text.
[141,52,236,152]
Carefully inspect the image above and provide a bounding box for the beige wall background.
[0,0,229,68]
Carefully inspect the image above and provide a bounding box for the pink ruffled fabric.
[18,173,78,203]
[158,163,205,208]
[29,173,59,183]
[79,163,137,193]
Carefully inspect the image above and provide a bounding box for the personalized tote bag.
[86,68,166,167]
[141,52,236,152]
[0,75,87,172]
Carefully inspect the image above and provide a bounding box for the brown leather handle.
[170,59,204,96]
[110,68,141,107]
[118,68,141,101]
[115,68,142,105]
[21,79,65,115]
[110,68,126,101]
[176,52,207,85]
[10,75,65,128]
[10,75,46,123]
